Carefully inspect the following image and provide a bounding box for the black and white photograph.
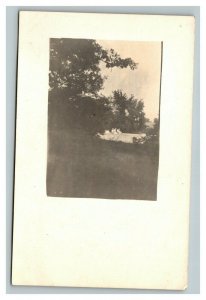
[11,11,196,289]
[47,38,162,200]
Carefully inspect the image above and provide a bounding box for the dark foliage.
[111,90,146,132]
[48,38,147,135]
[49,39,137,94]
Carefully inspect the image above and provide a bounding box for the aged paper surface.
[12,12,195,289]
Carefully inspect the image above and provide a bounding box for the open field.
[47,129,159,200]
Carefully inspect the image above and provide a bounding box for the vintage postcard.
[12,12,195,289]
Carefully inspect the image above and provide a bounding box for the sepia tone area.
[47,38,162,200]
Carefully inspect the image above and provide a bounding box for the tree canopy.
[49,38,137,95]
[111,90,146,132]
[49,38,148,134]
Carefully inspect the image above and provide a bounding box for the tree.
[153,118,159,134]
[145,117,159,136]
[48,39,139,135]
[111,90,146,132]
[49,38,137,96]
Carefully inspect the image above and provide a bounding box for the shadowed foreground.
[47,129,159,200]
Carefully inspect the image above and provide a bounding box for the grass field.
[47,129,159,200]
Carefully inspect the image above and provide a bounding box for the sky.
[97,40,162,121]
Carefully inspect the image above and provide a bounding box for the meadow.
[47,128,159,200]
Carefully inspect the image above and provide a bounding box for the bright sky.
[97,40,162,121]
